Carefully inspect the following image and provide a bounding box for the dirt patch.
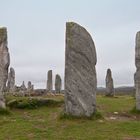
[105,112,140,121]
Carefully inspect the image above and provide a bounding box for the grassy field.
[0,95,140,140]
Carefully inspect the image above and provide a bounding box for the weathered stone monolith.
[55,74,62,93]
[27,81,32,91]
[105,68,114,96]
[7,67,15,92]
[135,31,140,110]
[20,81,26,91]
[64,22,97,117]
[0,27,10,108]
[47,70,52,93]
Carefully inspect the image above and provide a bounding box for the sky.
[0,0,140,89]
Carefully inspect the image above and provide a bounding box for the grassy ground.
[0,95,140,140]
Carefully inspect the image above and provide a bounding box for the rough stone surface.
[64,22,97,117]
[7,67,15,92]
[47,70,52,93]
[55,74,62,93]
[0,27,10,108]
[105,68,114,96]
[135,31,140,110]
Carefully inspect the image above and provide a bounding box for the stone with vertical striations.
[135,31,140,110]
[105,68,114,96]
[55,74,62,93]
[7,67,15,92]
[47,70,53,93]
[64,22,97,117]
[0,27,10,108]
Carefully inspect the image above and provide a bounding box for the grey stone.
[7,67,15,92]
[135,31,140,110]
[55,74,62,93]
[20,81,26,91]
[27,81,34,96]
[105,68,114,96]
[47,70,52,93]
[27,81,32,91]
[64,22,97,117]
[0,27,10,108]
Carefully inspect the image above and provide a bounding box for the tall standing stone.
[0,27,10,108]
[135,31,140,110]
[64,22,97,117]
[105,68,114,96]
[47,70,52,93]
[7,67,15,92]
[55,74,62,93]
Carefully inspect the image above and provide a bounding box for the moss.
[59,111,103,120]
[67,22,75,29]
[7,98,64,109]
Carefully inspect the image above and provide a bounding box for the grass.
[0,95,139,139]
[0,108,10,115]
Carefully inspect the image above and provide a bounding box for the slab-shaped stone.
[135,31,140,110]
[47,70,52,93]
[7,67,15,92]
[105,68,114,96]
[64,22,97,117]
[55,74,62,93]
[0,27,10,108]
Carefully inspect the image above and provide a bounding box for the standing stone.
[7,67,15,92]
[135,31,140,110]
[0,27,10,108]
[47,70,52,93]
[27,81,33,96]
[27,81,32,91]
[55,74,62,93]
[20,81,26,91]
[105,69,114,96]
[64,22,97,117]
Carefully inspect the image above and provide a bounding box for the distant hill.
[97,86,135,95]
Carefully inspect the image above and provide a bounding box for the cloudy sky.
[1,0,140,89]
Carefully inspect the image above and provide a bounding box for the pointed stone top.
[10,67,14,72]
[66,22,90,36]
[107,68,112,76]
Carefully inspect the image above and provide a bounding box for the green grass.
[0,95,139,139]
